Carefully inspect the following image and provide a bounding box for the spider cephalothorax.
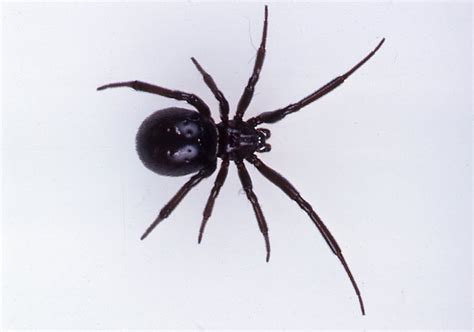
[217,120,272,160]
[98,6,384,315]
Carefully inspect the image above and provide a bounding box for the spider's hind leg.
[97,80,212,119]
[191,57,230,124]
[198,158,230,244]
[140,166,215,240]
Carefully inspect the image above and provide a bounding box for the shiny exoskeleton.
[98,6,384,316]
[136,107,218,176]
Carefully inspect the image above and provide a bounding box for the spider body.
[136,107,218,176]
[98,6,384,315]
[217,120,271,160]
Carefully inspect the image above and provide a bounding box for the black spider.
[98,6,384,315]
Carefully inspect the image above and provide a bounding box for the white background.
[2,2,471,330]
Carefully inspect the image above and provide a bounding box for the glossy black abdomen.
[136,107,218,176]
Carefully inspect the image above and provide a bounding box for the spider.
[98,6,384,315]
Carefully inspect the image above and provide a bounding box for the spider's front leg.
[246,154,365,315]
[235,159,271,262]
[234,5,269,121]
[248,38,385,126]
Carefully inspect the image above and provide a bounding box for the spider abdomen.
[136,107,218,176]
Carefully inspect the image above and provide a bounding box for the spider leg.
[247,154,365,315]
[235,159,271,262]
[191,57,230,124]
[140,166,215,240]
[198,158,230,244]
[234,5,268,121]
[97,80,211,119]
[248,38,385,127]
